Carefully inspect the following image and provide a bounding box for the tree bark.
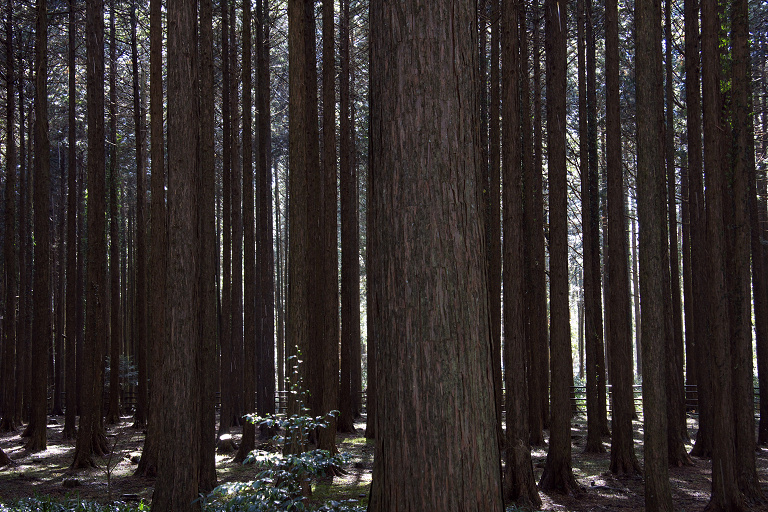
[728,0,762,499]
[62,0,78,438]
[152,0,201,505]
[502,1,542,505]
[539,0,578,495]
[72,0,108,466]
[367,2,504,509]
[1,0,18,433]
[198,0,217,490]
[235,0,256,464]
[607,0,640,475]
[701,0,744,504]
[338,0,358,434]
[26,0,51,453]
[635,0,673,505]
[106,0,122,427]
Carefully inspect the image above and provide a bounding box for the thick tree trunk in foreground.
[152,0,201,506]
[27,0,51,453]
[635,0,673,506]
[539,0,578,494]
[367,1,504,510]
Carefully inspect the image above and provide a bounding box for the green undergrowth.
[0,496,149,512]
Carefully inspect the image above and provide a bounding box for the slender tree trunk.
[218,0,235,446]
[488,0,504,448]
[502,0,542,505]
[636,0,674,505]
[26,0,52,453]
[318,0,339,453]
[198,0,217,489]
[235,0,256,462]
[16,72,29,427]
[531,0,549,436]
[53,166,66,417]
[687,0,713,458]
[1,0,18,433]
[729,0,762,499]
[72,0,108,466]
[539,0,578,493]
[338,0,358,434]
[137,0,167,475]
[131,0,148,430]
[606,0,640,474]
[106,0,122,426]
[62,3,78,436]
[257,0,275,419]
[701,0,743,504]
[152,0,201,504]
[367,1,504,508]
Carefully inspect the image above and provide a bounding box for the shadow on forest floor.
[2,413,768,511]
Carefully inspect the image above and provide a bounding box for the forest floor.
[1,413,768,511]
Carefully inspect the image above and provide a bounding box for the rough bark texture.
[1,0,18,433]
[701,0,743,505]
[106,0,121,427]
[728,0,762,500]
[338,0,359,434]
[235,0,256,464]
[136,0,166,476]
[635,0,673,506]
[131,0,148,430]
[26,0,51,453]
[318,0,339,453]
[62,0,78,439]
[198,0,217,491]
[687,0,713,458]
[606,0,640,475]
[72,0,107,466]
[502,1,541,506]
[539,0,578,495]
[256,0,275,420]
[488,0,504,448]
[663,0,688,463]
[367,1,504,510]
[151,0,201,505]
[530,0,549,438]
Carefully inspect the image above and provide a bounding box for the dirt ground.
[1,413,767,511]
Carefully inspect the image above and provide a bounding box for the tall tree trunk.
[338,0,358,434]
[62,0,78,437]
[131,0,148,430]
[502,0,542,505]
[72,0,108,466]
[531,0,549,437]
[729,0,762,499]
[539,0,578,493]
[137,0,167,475]
[606,0,640,474]
[198,0,217,490]
[636,0,673,505]
[701,0,743,504]
[26,0,51,453]
[152,0,201,504]
[53,162,66,417]
[367,1,504,508]
[257,0,275,419]
[318,0,339,453]
[16,70,29,426]
[235,0,256,462]
[218,0,234,445]
[106,0,122,426]
[664,0,688,462]
[488,0,504,448]
[686,0,713,459]
[1,0,18,433]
